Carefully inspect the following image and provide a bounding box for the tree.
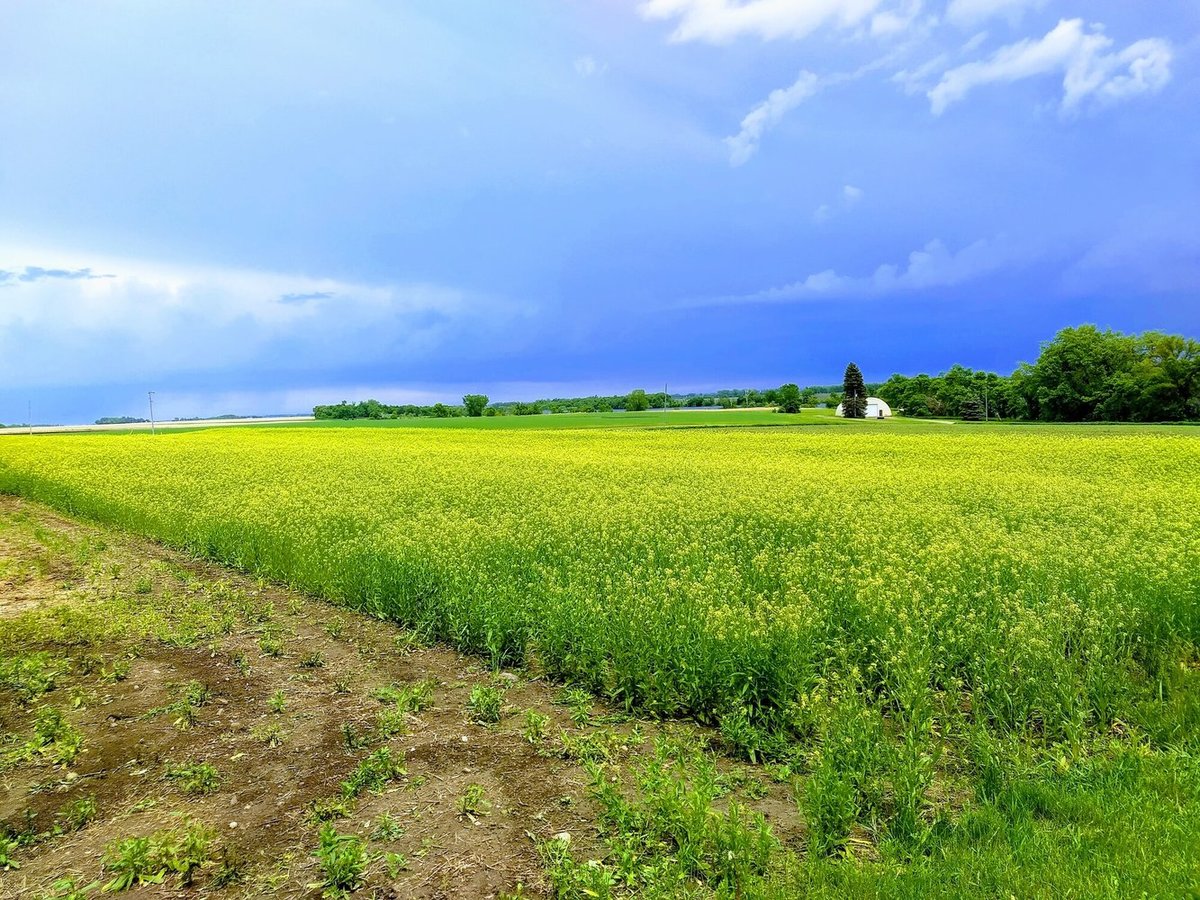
[625,389,650,412]
[776,383,802,414]
[960,395,984,421]
[462,394,489,417]
[842,363,867,418]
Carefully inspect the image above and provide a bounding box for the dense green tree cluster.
[313,400,465,420]
[879,326,1199,422]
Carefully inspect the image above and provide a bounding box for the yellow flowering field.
[2,424,1196,732]
[1,422,1198,869]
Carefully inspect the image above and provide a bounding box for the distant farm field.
[2,420,1199,895]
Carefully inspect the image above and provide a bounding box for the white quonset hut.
[835,397,892,419]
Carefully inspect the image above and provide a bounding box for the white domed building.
[835,397,892,419]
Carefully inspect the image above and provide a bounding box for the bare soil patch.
[0,495,802,899]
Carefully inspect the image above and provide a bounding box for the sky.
[2,0,1198,423]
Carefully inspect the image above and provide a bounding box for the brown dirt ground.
[0,495,805,899]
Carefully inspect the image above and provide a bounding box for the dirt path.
[0,496,802,899]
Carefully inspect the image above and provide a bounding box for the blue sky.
[2,0,1198,422]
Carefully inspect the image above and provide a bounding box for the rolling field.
[2,418,1199,896]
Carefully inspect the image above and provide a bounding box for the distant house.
[835,397,893,419]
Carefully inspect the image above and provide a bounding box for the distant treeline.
[312,387,830,421]
[879,326,1199,422]
[94,416,148,425]
[314,325,1198,424]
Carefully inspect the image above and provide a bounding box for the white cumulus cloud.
[0,248,528,389]
[681,236,1020,306]
[638,0,885,44]
[725,71,821,166]
[929,18,1172,115]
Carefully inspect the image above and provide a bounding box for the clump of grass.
[100,657,131,686]
[341,747,405,799]
[547,738,777,895]
[0,836,20,871]
[383,851,408,878]
[456,783,490,818]
[299,650,325,669]
[268,690,287,713]
[258,635,283,658]
[308,797,352,824]
[169,681,211,730]
[164,760,221,796]
[36,875,100,898]
[56,795,98,832]
[230,651,251,676]
[555,688,592,726]
[313,825,367,898]
[133,576,153,595]
[370,812,405,842]
[468,684,504,724]
[340,722,369,751]
[324,618,345,639]
[521,709,549,745]
[250,722,287,747]
[0,653,59,703]
[101,821,215,891]
[211,844,248,887]
[372,678,436,713]
[28,706,84,765]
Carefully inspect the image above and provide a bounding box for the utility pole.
[148,391,156,435]
[28,400,33,436]
[984,379,990,422]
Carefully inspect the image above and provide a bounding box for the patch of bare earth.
[0,495,806,899]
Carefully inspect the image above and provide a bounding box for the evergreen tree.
[960,395,984,422]
[842,363,867,418]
